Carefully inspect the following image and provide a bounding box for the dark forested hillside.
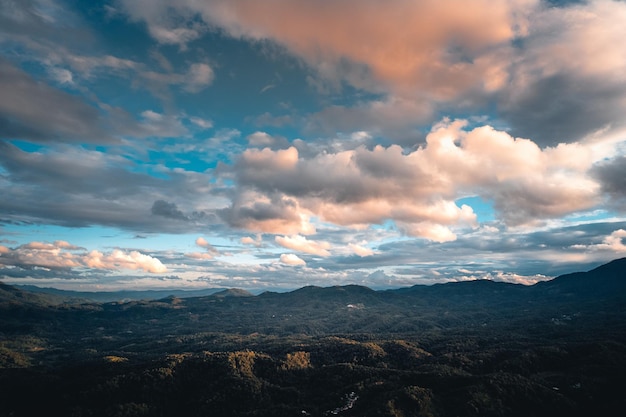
[1,259,625,416]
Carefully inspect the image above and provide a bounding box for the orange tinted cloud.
[197,0,533,99]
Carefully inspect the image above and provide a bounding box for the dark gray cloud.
[592,156,626,211]
[500,74,626,146]
[592,156,626,195]
[0,59,114,143]
[151,200,189,221]
[0,142,161,197]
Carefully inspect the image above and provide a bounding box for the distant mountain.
[13,285,232,303]
[0,282,67,308]
[2,258,624,310]
[211,288,254,298]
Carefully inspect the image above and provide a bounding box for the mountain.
[0,281,67,308]
[533,257,626,299]
[210,288,254,298]
[14,285,232,302]
[3,258,625,310]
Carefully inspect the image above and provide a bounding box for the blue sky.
[1,0,625,291]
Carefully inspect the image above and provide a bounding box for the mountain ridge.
[1,258,624,307]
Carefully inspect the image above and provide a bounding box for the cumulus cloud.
[151,200,189,221]
[279,253,306,266]
[571,229,626,254]
[222,119,601,239]
[186,236,220,260]
[275,235,331,257]
[348,243,374,257]
[218,189,316,235]
[85,249,168,273]
[241,235,263,247]
[0,241,167,273]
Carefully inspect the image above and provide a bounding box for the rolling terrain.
[1,258,625,416]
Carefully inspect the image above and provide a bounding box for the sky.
[1,0,626,292]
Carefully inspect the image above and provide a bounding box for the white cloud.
[85,249,168,273]
[275,235,331,257]
[348,243,374,257]
[572,229,626,253]
[279,253,306,266]
[241,235,263,247]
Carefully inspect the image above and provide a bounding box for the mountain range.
[1,258,625,417]
[4,257,625,306]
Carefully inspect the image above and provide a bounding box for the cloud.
[0,241,167,273]
[592,156,626,211]
[500,0,626,144]
[223,119,602,239]
[0,58,111,143]
[279,253,306,266]
[275,235,331,257]
[182,63,215,93]
[187,236,220,260]
[601,229,626,252]
[571,229,626,254]
[118,0,528,99]
[218,189,316,235]
[0,142,220,233]
[189,116,213,129]
[116,0,207,46]
[116,0,626,145]
[241,235,263,247]
[0,141,161,197]
[303,96,435,141]
[190,0,528,98]
[247,131,280,147]
[348,243,374,257]
[85,249,168,273]
[151,200,189,221]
